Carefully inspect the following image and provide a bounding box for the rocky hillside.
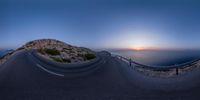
[20,39,96,63]
[0,39,96,65]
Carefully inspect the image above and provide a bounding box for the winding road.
[1,50,200,100]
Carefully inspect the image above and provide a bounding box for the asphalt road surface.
[1,50,200,100]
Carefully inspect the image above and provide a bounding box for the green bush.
[63,48,72,51]
[84,54,96,60]
[17,47,25,51]
[50,57,63,62]
[38,49,45,55]
[62,59,71,63]
[44,48,60,55]
[50,57,71,63]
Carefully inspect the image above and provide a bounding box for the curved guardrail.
[115,55,200,75]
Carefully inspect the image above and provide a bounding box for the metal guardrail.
[114,55,200,75]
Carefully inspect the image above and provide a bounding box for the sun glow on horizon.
[115,29,163,51]
[130,46,145,51]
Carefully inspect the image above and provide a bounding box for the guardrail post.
[176,68,178,75]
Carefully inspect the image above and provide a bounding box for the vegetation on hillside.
[38,48,60,55]
[50,57,71,63]
[83,54,96,60]
[30,39,96,63]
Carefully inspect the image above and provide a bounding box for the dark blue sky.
[0,0,200,50]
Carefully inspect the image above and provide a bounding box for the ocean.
[0,50,6,58]
[110,50,200,66]
[0,49,14,58]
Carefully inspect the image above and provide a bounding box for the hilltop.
[0,39,96,64]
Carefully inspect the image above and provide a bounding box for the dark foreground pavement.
[1,50,200,100]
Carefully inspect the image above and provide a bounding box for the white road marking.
[36,64,64,77]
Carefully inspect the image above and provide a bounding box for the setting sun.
[130,46,145,51]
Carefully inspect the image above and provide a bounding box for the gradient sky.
[0,0,200,50]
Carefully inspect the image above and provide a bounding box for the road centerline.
[36,64,64,77]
